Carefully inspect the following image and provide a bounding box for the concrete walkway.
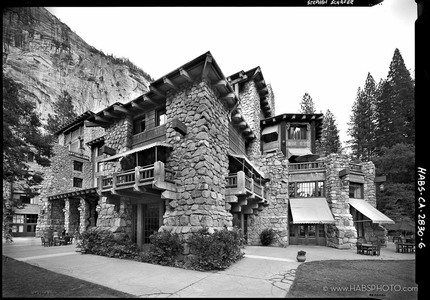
[2,237,415,298]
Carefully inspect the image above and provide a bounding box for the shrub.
[147,230,183,266]
[260,228,276,246]
[188,227,245,271]
[80,228,140,260]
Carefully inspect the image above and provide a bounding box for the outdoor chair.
[356,242,363,254]
[64,235,72,245]
[41,237,47,247]
[53,237,61,246]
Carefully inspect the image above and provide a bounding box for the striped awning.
[290,198,335,224]
[349,199,395,224]
[100,142,173,162]
[14,204,41,215]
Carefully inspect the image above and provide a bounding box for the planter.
[296,255,306,262]
[297,250,306,262]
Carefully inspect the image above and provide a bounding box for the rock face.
[2,7,151,121]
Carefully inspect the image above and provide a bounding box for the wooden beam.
[150,86,165,98]
[94,115,110,124]
[113,105,131,115]
[213,79,227,88]
[103,111,121,119]
[179,68,193,83]
[131,101,146,111]
[163,77,178,90]
[143,95,157,106]
[202,53,213,79]
[85,120,104,127]
[221,92,235,102]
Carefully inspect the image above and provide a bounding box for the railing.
[225,171,266,200]
[99,161,173,191]
[226,173,238,188]
[289,161,325,171]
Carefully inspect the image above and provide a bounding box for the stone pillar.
[248,151,289,246]
[325,154,357,249]
[240,80,261,160]
[162,78,232,245]
[64,198,70,233]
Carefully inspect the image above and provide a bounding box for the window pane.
[299,225,306,237]
[73,178,83,188]
[296,182,314,198]
[133,115,146,134]
[308,225,316,237]
[316,181,325,197]
[157,108,166,126]
[289,182,296,198]
[18,225,24,232]
[73,161,83,172]
[349,183,363,198]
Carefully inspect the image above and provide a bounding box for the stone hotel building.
[36,51,394,249]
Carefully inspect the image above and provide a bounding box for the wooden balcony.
[289,161,325,172]
[225,171,269,215]
[99,161,177,199]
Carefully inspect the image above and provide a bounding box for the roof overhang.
[47,187,98,201]
[349,199,395,224]
[261,113,324,140]
[85,51,240,128]
[54,111,95,135]
[100,142,173,162]
[228,151,266,179]
[289,198,335,224]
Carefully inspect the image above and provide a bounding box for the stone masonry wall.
[324,154,358,249]
[248,151,290,246]
[240,80,261,159]
[161,78,232,253]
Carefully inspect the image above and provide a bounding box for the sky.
[46,1,416,149]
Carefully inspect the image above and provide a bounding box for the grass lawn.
[287,260,417,299]
[2,256,137,298]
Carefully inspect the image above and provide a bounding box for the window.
[262,132,278,143]
[73,161,83,172]
[156,108,167,126]
[19,195,31,204]
[288,125,307,140]
[26,215,38,223]
[73,177,83,188]
[13,215,24,223]
[289,181,325,198]
[67,125,84,152]
[97,162,104,172]
[133,115,146,134]
[349,183,363,199]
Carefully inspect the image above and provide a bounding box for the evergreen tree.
[299,93,316,114]
[374,48,415,153]
[347,73,378,161]
[45,90,78,134]
[317,109,342,156]
[3,75,51,236]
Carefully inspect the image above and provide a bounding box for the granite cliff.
[3,7,151,122]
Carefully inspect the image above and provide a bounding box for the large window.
[156,108,167,127]
[288,125,307,140]
[133,115,146,134]
[289,181,325,198]
[349,183,363,199]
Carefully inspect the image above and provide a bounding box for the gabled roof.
[85,51,243,129]
[227,66,273,118]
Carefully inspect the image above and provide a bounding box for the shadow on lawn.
[286,260,417,299]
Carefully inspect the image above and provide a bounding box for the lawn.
[286,260,417,299]
[2,256,137,298]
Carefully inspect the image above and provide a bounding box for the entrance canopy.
[290,198,335,224]
[349,199,394,224]
[100,142,172,162]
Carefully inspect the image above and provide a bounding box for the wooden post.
[136,203,144,249]
[154,161,165,182]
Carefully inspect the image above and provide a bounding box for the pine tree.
[347,73,378,161]
[317,109,342,156]
[45,90,78,134]
[3,75,51,236]
[299,93,316,114]
[374,48,415,153]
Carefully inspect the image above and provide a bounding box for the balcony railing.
[289,161,325,172]
[99,161,175,193]
[225,171,267,201]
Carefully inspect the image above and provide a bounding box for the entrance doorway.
[131,200,165,247]
[289,224,326,245]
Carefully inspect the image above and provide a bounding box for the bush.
[188,227,245,271]
[260,228,276,246]
[80,228,140,260]
[147,230,183,266]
